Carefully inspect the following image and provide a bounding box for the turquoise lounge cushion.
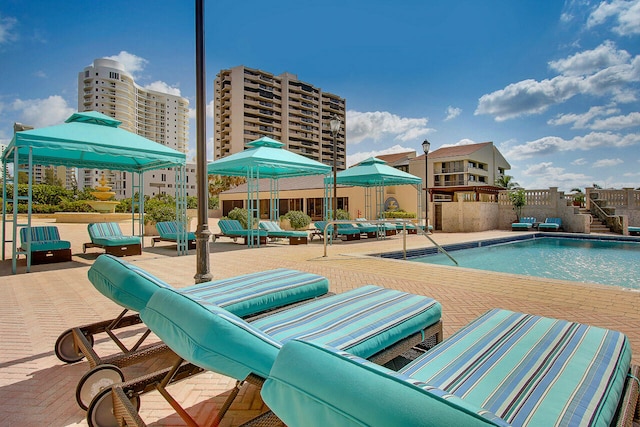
[88,222,141,246]
[141,285,441,381]
[88,255,329,317]
[19,226,71,252]
[155,221,196,241]
[401,309,631,427]
[91,235,141,246]
[262,340,507,427]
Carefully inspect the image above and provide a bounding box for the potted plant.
[571,188,585,207]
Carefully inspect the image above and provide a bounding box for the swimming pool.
[382,235,640,289]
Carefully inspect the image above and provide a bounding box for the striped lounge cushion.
[141,285,442,380]
[156,221,196,241]
[88,254,329,316]
[262,339,508,427]
[401,309,631,427]
[88,222,141,246]
[20,226,71,252]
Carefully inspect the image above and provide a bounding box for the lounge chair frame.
[110,320,443,427]
[18,225,72,264]
[84,223,142,256]
[151,220,197,250]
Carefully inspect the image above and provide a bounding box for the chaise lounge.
[312,220,362,241]
[511,216,537,231]
[151,220,196,249]
[259,220,308,245]
[58,254,330,413]
[84,222,142,256]
[538,217,562,231]
[629,226,640,236]
[215,219,268,245]
[111,282,443,426]
[19,225,72,264]
[263,309,639,427]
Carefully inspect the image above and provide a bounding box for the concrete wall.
[441,201,498,232]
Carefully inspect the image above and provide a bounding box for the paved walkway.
[1,219,639,426]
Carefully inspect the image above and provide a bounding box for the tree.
[495,175,519,189]
[44,167,63,187]
[208,175,247,196]
[509,188,526,221]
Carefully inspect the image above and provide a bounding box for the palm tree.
[495,175,519,189]
[208,175,247,196]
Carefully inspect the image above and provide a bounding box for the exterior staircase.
[579,208,613,233]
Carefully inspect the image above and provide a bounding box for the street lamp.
[330,115,342,237]
[422,139,431,233]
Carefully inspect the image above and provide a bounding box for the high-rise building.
[214,66,346,170]
[77,58,195,198]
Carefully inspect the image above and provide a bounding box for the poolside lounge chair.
[259,220,308,245]
[19,225,72,264]
[215,219,268,245]
[57,254,329,411]
[511,216,536,231]
[357,217,397,236]
[629,226,640,236]
[263,309,639,427]
[394,220,418,234]
[538,217,562,231]
[312,220,361,241]
[110,283,443,426]
[84,222,142,256]
[151,220,196,249]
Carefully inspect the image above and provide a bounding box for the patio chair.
[263,309,639,427]
[56,254,329,412]
[259,220,308,245]
[109,283,443,426]
[538,217,562,231]
[629,226,640,236]
[352,219,381,238]
[215,219,268,245]
[151,220,196,249]
[511,216,536,231]
[83,222,142,256]
[19,225,72,264]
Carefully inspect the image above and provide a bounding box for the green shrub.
[335,209,350,220]
[282,210,311,230]
[208,196,219,209]
[383,210,416,219]
[59,200,96,212]
[144,197,176,224]
[227,207,257,229]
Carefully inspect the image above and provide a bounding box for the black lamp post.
[330,115,342,235]
[422,139,431,233]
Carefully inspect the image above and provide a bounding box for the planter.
[144,223,159,236]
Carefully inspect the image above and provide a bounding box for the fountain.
[87,174,120,213]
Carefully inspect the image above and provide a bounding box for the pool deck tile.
[1,219,639,426]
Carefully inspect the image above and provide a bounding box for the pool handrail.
[420,228,459,266]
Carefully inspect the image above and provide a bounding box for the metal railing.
[321,219,458,266]
[589,194,622,231]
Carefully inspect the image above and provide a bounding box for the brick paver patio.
[2,219,639,426]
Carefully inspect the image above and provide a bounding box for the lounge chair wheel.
[76,364,124,410]
[55,329,93,363]
[87,386,140,427]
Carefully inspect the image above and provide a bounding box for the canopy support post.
[175,165,188,255]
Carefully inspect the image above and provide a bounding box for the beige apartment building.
[77,58,196,198]
[214,66,346,169]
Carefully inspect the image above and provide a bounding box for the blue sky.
[0,0,638,191]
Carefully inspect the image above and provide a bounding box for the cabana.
[325,157,423,227]
[1,111,187,273]
[207,136,331,247]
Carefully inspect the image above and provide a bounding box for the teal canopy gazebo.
[324,157,423,222]
[207,136,331,247]
[2,111,188,273]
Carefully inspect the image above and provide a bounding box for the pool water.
[411,237,640,289]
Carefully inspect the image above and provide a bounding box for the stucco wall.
[441,201,498,232]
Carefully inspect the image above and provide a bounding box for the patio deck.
[2,219,639,426]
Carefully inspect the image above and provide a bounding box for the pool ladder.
[421,229,459,266]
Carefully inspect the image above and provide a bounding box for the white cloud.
[33,70,47,79]
[590,111,640,130]
[444,106,462,121]
[548,40,630,76]
[346,144,416,167]
[144,81,181,96]
[505,131,640,160]
[520,161,593,190]
[592,158,623,167]
[587,0,640,36]
[10,95,75,128]
[475,42,640,121]
[0,14,18,45]
[572,157,588,165]
[104,51,148,78]
[188,100,215,119]
[346,110,433,145]
[440,138,478,148]
[548,105,620,128]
